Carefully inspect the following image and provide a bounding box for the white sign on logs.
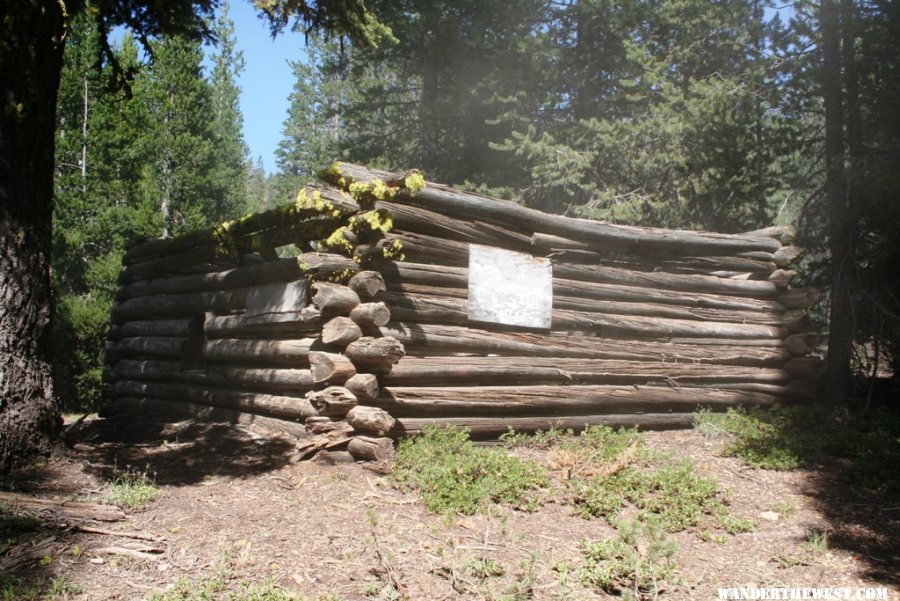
[468,244,553,329]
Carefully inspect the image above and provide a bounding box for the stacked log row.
[320,163,823,438]
[103,162,823,456]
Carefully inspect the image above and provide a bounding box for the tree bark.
[0,0,67,473]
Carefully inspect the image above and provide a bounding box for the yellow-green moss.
[320,162,348,188]
[382,239,405,261]
[323,226,355,255]
[349,209,394,236]
[404,171,426,196]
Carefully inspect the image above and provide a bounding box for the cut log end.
[322,316,363,346]
[349,271,387,298]
[347,436,396,463]
[346,405,395,436]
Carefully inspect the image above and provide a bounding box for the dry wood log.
[392,413,696,438]
[204,307,321,339]
[782,309,810,333]
[769,269,798,287]
[306,386,358,417]
[784,356,827,380]
[0,493,125,522]
[119,254,357,300]
[114,359,317,392]
[345,336,406,373]
[334,163,782,255]
[380,291,786,339]
[312,282,360,316]
[744,224,796,244]
[0,536,58,574]
[123,185,358,264]
[110,337,185,360]
[111,379,317,419]
[383,357,789,387]
[773,245,804,267]
[309,351,357,384]
[784,333,819,356]
[203,338,323,366]
[347,436,396,462]
[348,270,387,298]
[346,406,396,436]
[778,287,822,309]
[305,417,354,436]
[115,319,192,339]
[344,373,380,402]
[374,384,781,417]
[112,288,249,321]
[119,244,231,283]
[377,322,790,366]
[322,316,363,346]
[349,302,391,327]
[377,260,786,314]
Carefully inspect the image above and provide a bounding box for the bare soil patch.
[2,416,898,600]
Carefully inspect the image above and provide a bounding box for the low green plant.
[107,466,159,510]
[580,518,676,600]
[466,556,505,580]
[806,529,829,557]
[0,502,41,539]
[0,576,82,601]
[393,426,547,515]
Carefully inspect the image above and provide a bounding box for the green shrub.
[393,426,547,515]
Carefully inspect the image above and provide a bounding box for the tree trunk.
[0,1,68,472]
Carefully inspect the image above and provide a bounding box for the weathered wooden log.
[204,307,321,339]
[113,288,249,321]
[110,337,186,360]
[114,359,317,392]
[312,282,360,316]
[114,319,192,339]
[773,245,803,267]
[103,396,308,438]
[345,336,406,373]
[778,287,822,309]
[392,413,696,438]
[110,379,317,419]
[349,301,392,327]
[376,260,786,314]
[380,291,786,339]
[322,316,363,346]
[119,254,357,301]
[119,244,231,283]
[347,436,395,462]
[348,270,387,298]
[123,185,359,264]
[784,333,819,356]
[744,224,796,244]
[782,309,810,333]
[374,385,781,417]
[203,338,322,366]
[784,356,827,380]
[383,357,789,387]
[306,386,358,417]
[769,269,797,287]
[344,373,380,401]
[346,406,395,436]
[333,163,782,255]
[0,493,125,522]
[305,416,355,436]
[309,351,357,384]
[377,322,790,366]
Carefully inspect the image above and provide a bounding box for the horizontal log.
[345,336,406,373]
[373,385,781,417]
[347,436,395,462]
[114,319,192,339]
[744,224,796,244]
[309,351,357,384]
[383,357,789,387]
[113,359,317,392]
[119,254,357,301]
[333,163,782,255]
[392,413,696,438]
[312,282,360,316]
[376,322,790,366]
[202,338,323,366]
[113,288,249,321]
[346,406,395,436]
[109,337,186,360]
[204,308,321,339]
[110,379,317,419]
[380,291,786,339]
[103,396,308,439]
[376,261,785,314]
[119,244,232,283]
[306,386,357,417]
[349,302,391,327]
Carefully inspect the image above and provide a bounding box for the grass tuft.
[107,466,159,511]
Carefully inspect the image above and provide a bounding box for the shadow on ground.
[67,415,298,487]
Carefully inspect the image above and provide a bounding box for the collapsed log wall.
[102,163,822,456]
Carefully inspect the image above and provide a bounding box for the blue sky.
[224,2,310,175]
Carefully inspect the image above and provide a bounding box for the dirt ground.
[3,416,899,600]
